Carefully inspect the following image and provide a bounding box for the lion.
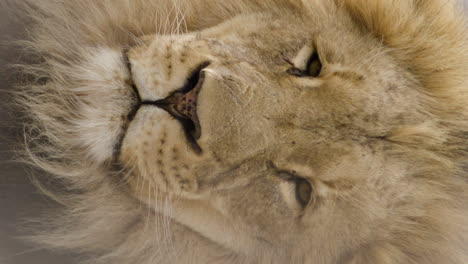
[10,0,468,263]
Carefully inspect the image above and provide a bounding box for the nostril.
[178,61,210,94]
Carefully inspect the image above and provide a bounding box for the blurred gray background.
[0,3,79,263]
[1,1,467,264]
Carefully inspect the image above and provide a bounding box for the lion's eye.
[276,169,314,209]
[286,45,322,78]
[304,51,322,77]
[294,177,313,208]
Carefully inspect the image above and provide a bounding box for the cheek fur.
[73,48,134,163]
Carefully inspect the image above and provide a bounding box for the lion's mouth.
[141,62,210,154]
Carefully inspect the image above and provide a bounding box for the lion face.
[75,11,422,260]
[20,0,468,262]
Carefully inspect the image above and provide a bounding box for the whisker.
[152,187,163,256]
[164,194,176,260]
[164,5,176,36]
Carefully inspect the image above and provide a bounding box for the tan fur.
[10,0,468,263]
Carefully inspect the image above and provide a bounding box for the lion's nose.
[136,61,210,154]
[166,88,199,125]
[152,83,202,140]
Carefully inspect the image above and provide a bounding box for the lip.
[112,50,142,163]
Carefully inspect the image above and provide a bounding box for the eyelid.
[276,170,297,181]
[267,161,309,180]
[276,170,311,186]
